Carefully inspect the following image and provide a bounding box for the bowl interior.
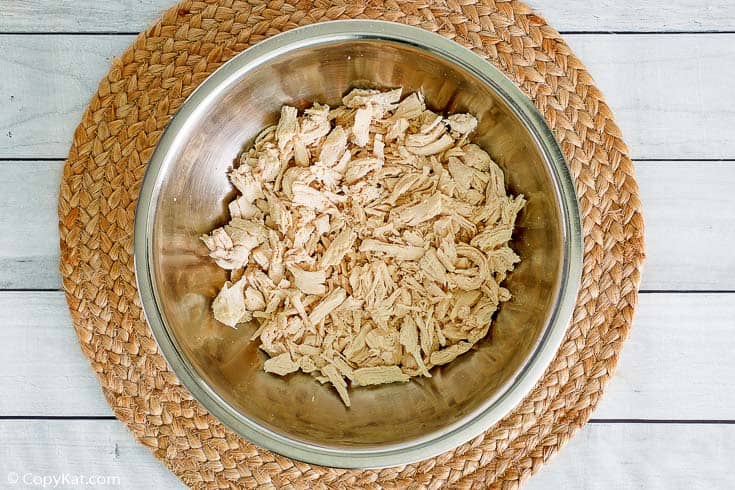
[148,37,563,449]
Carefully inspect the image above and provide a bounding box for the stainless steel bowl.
[134,20,582,468]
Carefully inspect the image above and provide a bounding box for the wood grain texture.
[2,291,733,419]
[1,34,735,160]
[1,0,733,32]
[526,423,735,490]
[2,160,733,291]
[0,420,732,490]
[564,34,735,161]
[0,162,62,289]
[594,292,735,420]
[0,420,183,489]
[0,292,109,416]
[637,162,735,291]
[0,36,130,159]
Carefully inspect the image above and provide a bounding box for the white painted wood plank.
[1,34,735,160]
[565,34,735,161]
[529,0,735,32]
[526,423,735,490]
[0,420,731,490]
[0,420,182,490]
[2,160,733,291]
[593,293,735,419]
[1,0,733,33]
[0,292,110,416]
[1,0,167,33]
[0,162,62,289]
[637,162,735,291]
[0,36,130,158]
[2,291,733,419]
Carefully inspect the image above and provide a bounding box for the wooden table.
[2,1,733,488]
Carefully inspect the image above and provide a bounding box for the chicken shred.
[202,88,524,407]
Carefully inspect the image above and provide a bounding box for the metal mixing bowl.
[134,20,582,468]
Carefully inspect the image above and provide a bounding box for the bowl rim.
[134,19,583,469]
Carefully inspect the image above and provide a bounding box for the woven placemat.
[58,0,645,488]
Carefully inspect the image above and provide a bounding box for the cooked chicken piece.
[384,172,424,205]
[342,87,402,110]
[405,121,445,147]
[448,156,475,191]
[393,92,425,120]
[228,166,265,202]
[244,287,266,311]
[406,134,455,156]
[419,248,448,284]
[287,264,327,295]
[229,195,263,220]
[319,228,355,268]
[448,272,484,291]
[322,364,351,407]
[430,341,473,366]
[275,106,299,152]
[293,140,309,166]
[263,352,300,376]
[291,182,335,211]
[470,224,514,251]
[359,239,425,261]
[461,143,493,172]
[282,167,312,199]
[225,218,269,245]
[420,113,444,134]
[264,190,292,235]
[487,245,521,273]
[344,157,383,184]
[501,195,527,225]
[373,133,385,161]
[319,126,348,167]
[352,366,410,386]
[449,290,481,324]
[400,318,431,377]
[200,219,267,270]
[394,194,443,226]
[446,113,478,135]
[256,143,282,182]
[333,149,351,175]
[309,287,347,324]
[203,89,524,407]
[314,214,330,236]
[310,164,343,188]
[351,105,373,147]
[211,277,250,327]
[299,102,331,145]
[386,118,410,142]
[471,298,499,328]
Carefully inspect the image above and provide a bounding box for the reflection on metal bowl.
[134,20,582,468]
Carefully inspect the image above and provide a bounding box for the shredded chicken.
[202,88,525,407]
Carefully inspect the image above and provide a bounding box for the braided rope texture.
[58,0,645,488]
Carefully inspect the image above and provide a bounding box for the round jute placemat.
[58,0,645,488]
